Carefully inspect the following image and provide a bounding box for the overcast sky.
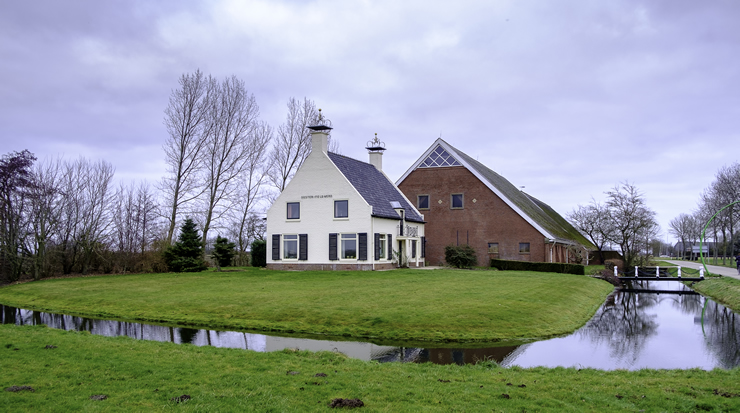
[2,0,739,243]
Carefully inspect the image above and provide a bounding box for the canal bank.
[3,277,739,370]
[2,322,739,412]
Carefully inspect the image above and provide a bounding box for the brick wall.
[399,166,547,266]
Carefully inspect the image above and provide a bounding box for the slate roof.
[327,152,424,223]
[401,139,594,248]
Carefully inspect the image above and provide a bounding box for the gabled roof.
[397,138,594,248]
[328,152,424,223]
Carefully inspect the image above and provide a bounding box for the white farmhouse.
[266,121,425,270]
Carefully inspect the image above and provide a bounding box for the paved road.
[668,259,740,280]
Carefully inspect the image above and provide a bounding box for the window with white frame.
[341,233,357,259]
[378,234,386,259]
[334,200,348,218]
[287,202,300,219]
[283,234,298,259]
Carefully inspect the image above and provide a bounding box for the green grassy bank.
[2,325,739,412]
[691,277,740,313]
[0,268,613,343]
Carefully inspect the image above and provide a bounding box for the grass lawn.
[691,277,740,313]
[0,268,613,343]
[2,324,739,412]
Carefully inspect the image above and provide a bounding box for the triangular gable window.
[419,145,461,168]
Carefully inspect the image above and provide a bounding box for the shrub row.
[490,258,585,275]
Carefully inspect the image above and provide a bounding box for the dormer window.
[287,202,300,219]
[334,200,348,218]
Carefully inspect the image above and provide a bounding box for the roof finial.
[366,132,386,152]
[307,108,333,131]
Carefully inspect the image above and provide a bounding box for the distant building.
[396,138,594,267]
[673,242,716,259]
[266,120,425,270]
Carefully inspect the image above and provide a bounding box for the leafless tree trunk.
[58,158,115,275]
[227,120,272,258]
[604,182,659,268]
[26,158,63,280]
[198,75,259,252]
[159,70,213,245]
[267,97,320,193]
[568,200,613,264]
[112,181,160,273]
[713,163,740,256]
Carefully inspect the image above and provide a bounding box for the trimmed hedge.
[490,258,585,275]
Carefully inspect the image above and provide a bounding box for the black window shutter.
[421,236,426,258]
[329,233,338,261]
[299,234,308,261]
[412,240,417,258]
[358,233,367,261]
[272,234,280,261]
[387,234,392,260]
[374,233,380,260]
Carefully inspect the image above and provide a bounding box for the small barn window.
[287,202,300,219]
[488,243,499,254]
[334,200,348,218]
[451,194,464,209]
[417,195,429,210]
[519,242,530,254]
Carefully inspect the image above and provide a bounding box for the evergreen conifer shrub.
[212,236,236,269]
[250,239,266,267]
[163,218,207,272]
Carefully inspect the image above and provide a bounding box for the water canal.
[2,281,738,370]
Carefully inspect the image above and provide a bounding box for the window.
[334,200,348,218]
[419,145,462,168]
[286,202,300,219]
[378,234,386,259]
[488,243,499,254]
[283,235,298,259]
[417,195,429,210]
[519,242,530,254]
[451,193,464,209]
[341,233,357,259]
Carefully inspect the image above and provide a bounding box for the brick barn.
[396,138,594,267]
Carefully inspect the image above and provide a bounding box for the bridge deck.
[618,277,704,282]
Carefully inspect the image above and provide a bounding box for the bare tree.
[112,181,160,272]
[26,158,63,280]
[227,120,272,258]
[568,201,613,264]
[197,75,260,251]
[604,182,660,268]
[159,70,213,244]
[267,97,320,192]
[669,213,697,260]
[712,163,740,256]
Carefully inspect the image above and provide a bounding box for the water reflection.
[2,280,739,370]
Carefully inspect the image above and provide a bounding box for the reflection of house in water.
[420,345,523,365]
[264,336,396,362]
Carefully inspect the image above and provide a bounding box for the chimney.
[307,108,332,154]
[365,133,386,171]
